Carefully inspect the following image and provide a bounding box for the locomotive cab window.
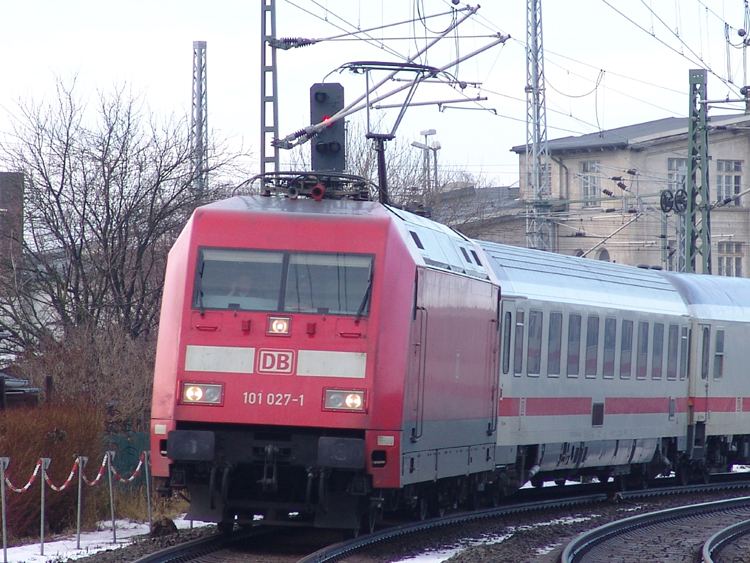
[194,248,373,316]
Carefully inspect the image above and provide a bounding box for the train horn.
[311,183,325,201]
[287,186,299,199]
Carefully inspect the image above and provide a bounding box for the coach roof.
[476,240,688,316]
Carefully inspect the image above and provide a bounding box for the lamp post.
[411,129,440,197]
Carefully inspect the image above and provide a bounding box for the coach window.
[651,323,664,379]
[527,310,543,376]
[585,315,599,377]
[666,324,679,380]
[620,320,633,379]
[502,311,512,374]
[603,318,616,378]
[567,313,582,377]
[514,310,525,376]
[636,321,649,380]
[548,312,563,376]
[714,329,725,380]
[701,326,711,380]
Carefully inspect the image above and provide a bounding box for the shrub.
[0,404,105,540]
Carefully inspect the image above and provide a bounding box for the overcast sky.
[0,0,747,186]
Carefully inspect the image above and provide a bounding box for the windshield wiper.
[355,264,373,324]
[198,261,205,314]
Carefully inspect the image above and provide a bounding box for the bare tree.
[0,79,247,380]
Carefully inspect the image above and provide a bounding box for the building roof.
[510,113,750,154]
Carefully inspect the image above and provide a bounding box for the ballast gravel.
[59,490,750,563]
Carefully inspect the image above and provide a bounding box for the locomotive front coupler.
[259,444,279,492]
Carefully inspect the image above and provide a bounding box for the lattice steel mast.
[191,41,208,194]
[261,0,280,174]
[686,69,711,274]
[525,0,552,251]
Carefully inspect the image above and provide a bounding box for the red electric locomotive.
[151,182,501,531]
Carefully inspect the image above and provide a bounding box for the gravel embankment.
[62,490,750,563]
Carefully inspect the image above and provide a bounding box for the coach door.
[499,300,518,396]
[695,323,712,420]
[486,286,501,436]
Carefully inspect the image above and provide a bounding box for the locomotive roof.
[659,271,750,322]
[201,194,388,217]
[475,240,688,316]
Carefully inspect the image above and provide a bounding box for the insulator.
[279,37,315,48]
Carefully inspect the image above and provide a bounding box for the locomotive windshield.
[194,248,373,316]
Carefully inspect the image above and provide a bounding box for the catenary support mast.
[261,0,280,174]
[525,0,552,251]
[191,41,208,194]
[686,69,711,274]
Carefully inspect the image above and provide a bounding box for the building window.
[717,242,743,277]
[580,161,600,205]
[716,160,742,205]
[667,158,687,191]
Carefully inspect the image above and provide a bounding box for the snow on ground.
[6,468,749,563]
[0,516,206,563]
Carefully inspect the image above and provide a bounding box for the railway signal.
[310,83,345,172]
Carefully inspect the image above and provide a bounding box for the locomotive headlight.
[324,389,365,412]
[181,383,223,405]
[267,316,291,335]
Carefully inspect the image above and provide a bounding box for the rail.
[560,496,750,563]
[701,518,750,563]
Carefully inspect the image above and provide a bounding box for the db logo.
[257,349,295,374]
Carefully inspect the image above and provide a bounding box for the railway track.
[560,495,750,562]
[134,478,750,563]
